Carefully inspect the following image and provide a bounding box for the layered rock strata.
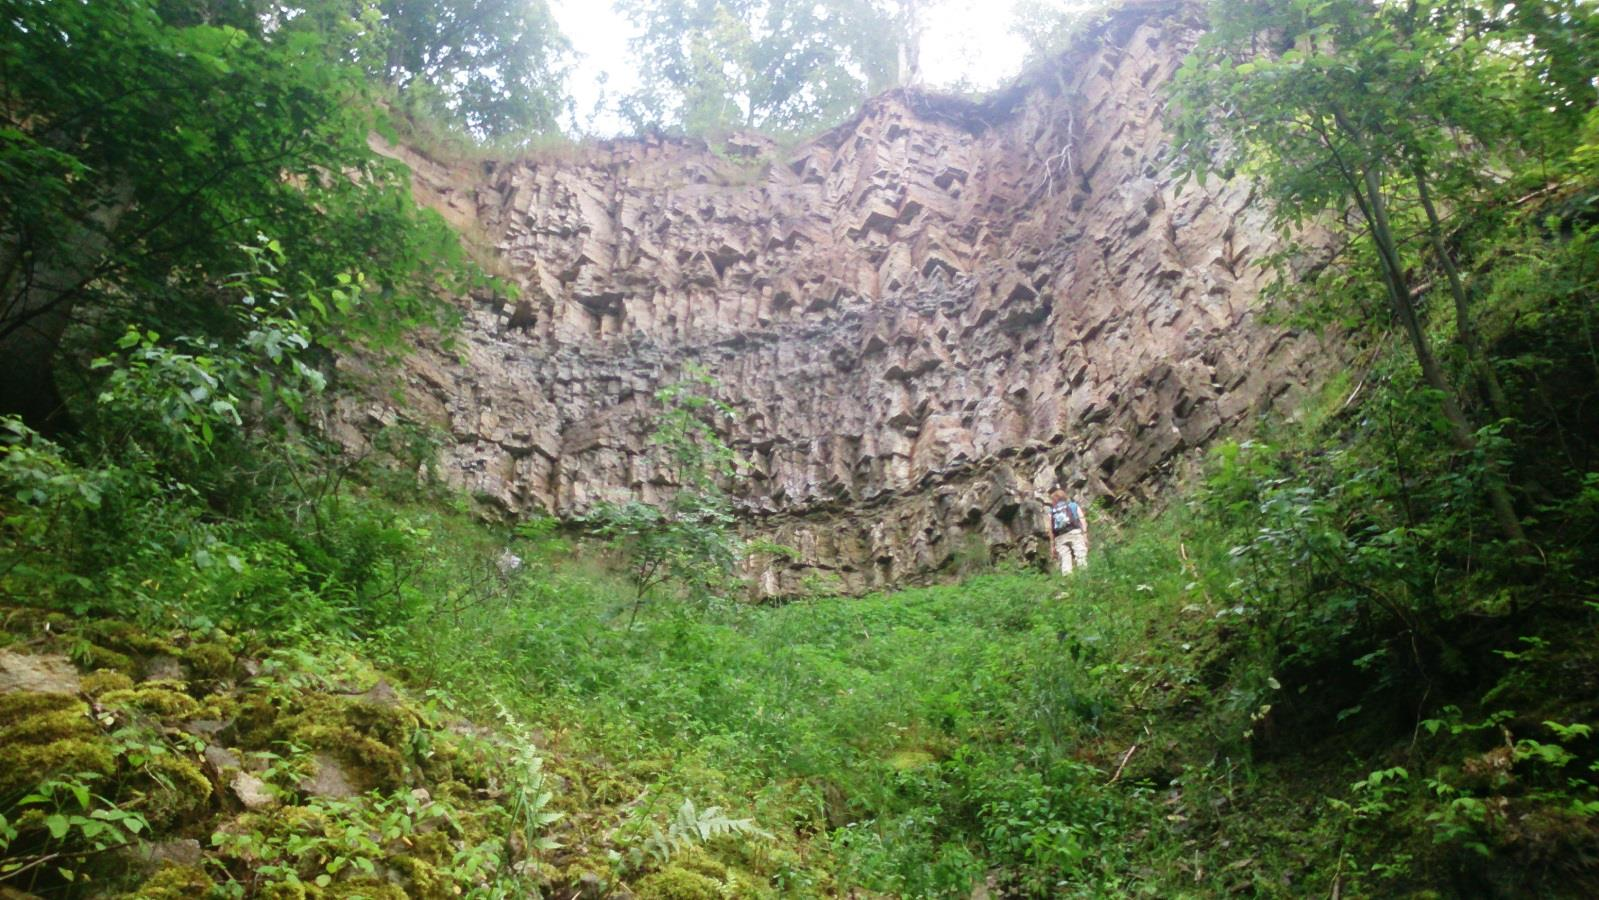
[334,3,1331,594]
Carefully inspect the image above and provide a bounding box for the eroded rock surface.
[0,650,81,695]
[335,4,1331,594]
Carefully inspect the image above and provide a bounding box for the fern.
[490,699,564,853]
[641,798,770,866]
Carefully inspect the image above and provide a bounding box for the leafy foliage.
[583,367,747,617]
[616,0,913,134]
[0,0,507,434]
[1171,0,1599,550]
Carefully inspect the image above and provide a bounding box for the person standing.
[1045,488,1088,575]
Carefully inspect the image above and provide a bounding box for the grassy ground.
[4,457,1595,896]
[366,496,1359,898]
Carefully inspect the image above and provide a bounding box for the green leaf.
[45,814,69,839]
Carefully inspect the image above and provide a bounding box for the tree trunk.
[1411,166,1513,420]
[1359,166,1527,548]
[0,235,84,436]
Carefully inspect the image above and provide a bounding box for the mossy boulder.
[77,643,137,676]
[633,866,724,900]
[100,681,201,719]
[321,879,408,899]
[129,864,213,899]
[390,855,453,900]
[671,848,729,882]
[183,641,235,680]
[195,691,239,722]
[235,692,416,792]
[83,620,180,658]
[137,753,214,829]
[288,723,404,792]
[82,668,136,697]
[558,853,616,887]
[0,691,116,795]
[406,829,454,866]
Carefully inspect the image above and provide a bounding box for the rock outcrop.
[334,2,1331,594]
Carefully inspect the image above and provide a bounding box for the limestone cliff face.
[333,3,1330,594]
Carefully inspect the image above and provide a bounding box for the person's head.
[1050,488,1067,502]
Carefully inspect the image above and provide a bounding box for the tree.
[1169,0,1597,548]
[0,0,487,434]
[616,0,911,134]
[1009,0,1101,68]
[583,367,746,624]
[279,0,572,138]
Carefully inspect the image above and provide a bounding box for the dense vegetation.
[2,0,1598,896]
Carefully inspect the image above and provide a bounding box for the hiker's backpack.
[1051,500,1081,532]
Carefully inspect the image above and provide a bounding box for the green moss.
[554,758,644,809]
[0,691,79,727]
[183,641,235,680]
[79,643,137,675]
[0,706,87,747]
[288,723,405,792]
[232,694,280,745]
[85,620,179,657]
[558,854,615,886]
[420,732,492,786]
[433,779,473,804]
[259,884,307,900]
[195,692,239,722]
[139,753,214,828]
[888,748,936,770]
[0,737,117,797]
[234,692,420,792]
[275,805,331,837]
[406,829,454,866]
[323,879,407,899]
[0,692,116,796]
[672,848,729,882]
[81,669,136,697]
[391,856,452,900]
[100,682,201,719]
[633,866,724,900]
[129,864,213,899]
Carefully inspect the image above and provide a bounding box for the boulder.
[0,650,80,695]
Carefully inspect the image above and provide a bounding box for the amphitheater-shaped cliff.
[332,1,1331,594]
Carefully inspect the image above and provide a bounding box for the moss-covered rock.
[234,691,418,792]
[667,848,776,899]
[183,641,235,680]
[0,691,116,796]
[100,681,201,719]
[287,722,405,792]
[129,864,213,899]
[557,853,615,886]
[84,620,180,658]
[137,753,214,829]
[406,829,455,867]
[76,643,137,676]
[633,866,724,900]
[81,668,136,697]
[194,691,239,722]
[672,848,729,882]
[322,879,408,899]
[390,855,453,900]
